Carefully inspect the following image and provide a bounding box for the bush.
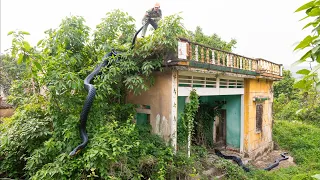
[273,121,320,166]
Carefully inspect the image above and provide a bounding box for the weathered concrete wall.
[244,78,274,159]
[126,71,173,142]
[0,108,14,118]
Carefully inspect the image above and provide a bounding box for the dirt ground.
[202,149,296,178]
[208,148,296,171]
[195,150,296,180]
[251,150,296,170]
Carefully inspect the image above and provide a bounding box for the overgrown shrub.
[273,94,300,121]
[273,70,320,124]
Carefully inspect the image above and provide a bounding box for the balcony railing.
[177,38,282,77]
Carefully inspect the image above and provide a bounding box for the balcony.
[166,37,283,79]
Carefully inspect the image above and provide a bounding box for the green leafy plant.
[187,26,237,52]
[193,102,221,147]
[273,70,298,100]
[273,70,320,124]
[294,0,320,90]
[177,89,199,157]
[0,54,26,97]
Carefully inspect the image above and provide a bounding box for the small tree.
[0,54,26,97]
[273,70,298,99]
[187,26,237,52]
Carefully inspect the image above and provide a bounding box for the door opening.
[214,109,226,147]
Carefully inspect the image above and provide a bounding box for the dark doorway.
[215,109,226,147]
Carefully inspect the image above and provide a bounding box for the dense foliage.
[273,69,320,124]
[193,102,222,147]
[1,3,319,179]
[0,9,239,179]
[177,89,199,156]
[210,120,320,180]
[0,54,26,96]
[187,26,237,52]
[0,11,187,179]
[273,70,298,99]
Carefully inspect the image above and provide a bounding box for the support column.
[171,70,178,153]
[240,94,244,153]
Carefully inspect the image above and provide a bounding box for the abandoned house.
[126,37,283,159]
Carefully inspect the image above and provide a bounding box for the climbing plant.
[193,102,222,147]
[178,96,224,150]
[177,89,199,156]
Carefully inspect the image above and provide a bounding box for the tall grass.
[250,120,320,179]
[212,120,320,179]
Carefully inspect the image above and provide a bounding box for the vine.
[194,102,223,147]
[178,89,199,157]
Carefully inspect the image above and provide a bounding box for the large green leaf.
[299,49,312,63]
[16,54,28,65]
[37,39,44,46]
[19,31,30,35]
[294,35,316,50]
[296,69,311,75]
[302,22,318,29]
[17,54,24,64]
[307,7,320,16]
[295,1,315,12]
[33,61,42,71]
[7,31,15,35]
[294,79,307,88]
[23,54,28,63]
[23,41,31,51]
[300,15,311,21]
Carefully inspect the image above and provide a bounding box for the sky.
[0,0,311,67]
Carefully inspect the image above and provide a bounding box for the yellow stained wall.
[244,78,274,158]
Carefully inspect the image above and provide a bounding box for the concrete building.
[127,38,282,159]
